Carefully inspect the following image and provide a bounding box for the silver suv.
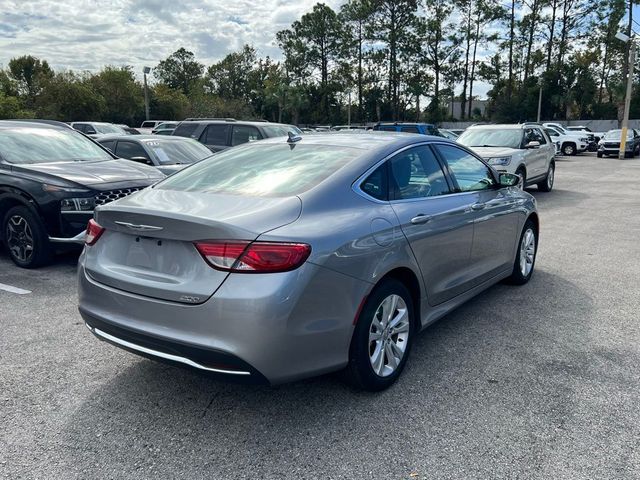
[457,123,556,191]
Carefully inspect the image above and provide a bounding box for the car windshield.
[142,139,213,165]
[604,130,632,140]
[262,125,302,137]
[0,127,114,164]
[457,128,523,148]
[94,124,126,135]
[157,143,362,197]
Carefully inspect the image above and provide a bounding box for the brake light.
[85,219,105,246]
[194,240,311,273]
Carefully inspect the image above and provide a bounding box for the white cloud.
[0,0,343,78]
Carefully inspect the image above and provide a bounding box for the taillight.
[194,240,311,273]
[85,219,105,246]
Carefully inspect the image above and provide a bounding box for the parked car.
[439,129,459,140]
[373,122,442,136]
[117,124,141,135]
[597,129,640,158]
[565,125,605,144]
[331,125,368,131]
[457,123,555,191]
[449,129,466,136]
[171,119,302,152]
[542,123,590,154]
[544,127,586,156]
[97,135,213,175]
[139,120,171,135]
[0,121,165,268]
[70,122,128,138]
[152,122,179,135]
[78,132,539,391]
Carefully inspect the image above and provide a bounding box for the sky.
[1,1,640,101]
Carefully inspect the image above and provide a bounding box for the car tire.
[345,279,416,391]
[2,205,51,269]
[537,162,555,192]
[562,143,576,156]
[597,152,603,158]
[505,219,538,286]
[515,167,527,189]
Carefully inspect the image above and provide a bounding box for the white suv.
[456,123,556,192]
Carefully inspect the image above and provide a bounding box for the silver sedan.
[78,132,538,391]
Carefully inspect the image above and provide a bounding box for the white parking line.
[0,283,31,295]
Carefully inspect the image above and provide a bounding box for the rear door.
[435,144,519,284]
[387,145,476,306]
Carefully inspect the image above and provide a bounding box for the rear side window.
[173,122,200,138]
[231,125,262,146]
[201,124,230,146]
[100,140,116,151]
[378,126,397,132]
[389,146,450,200]
[141,121,156,128]
[361,165,388,201]
[115,141,149,160]
[400,126,419,134]
[158,144,362,197]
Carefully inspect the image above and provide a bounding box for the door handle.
[471,203,486,211]
[410,214,432,225]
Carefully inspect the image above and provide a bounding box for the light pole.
[143,66,151,121]
[536,78,543,122]
[616,32,635,159]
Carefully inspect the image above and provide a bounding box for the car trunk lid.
[83,188,301,303]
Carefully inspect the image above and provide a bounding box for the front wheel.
[537,162,555,192]
[2,205,51,268]
[345,279,415,391]
[505,219,538,285]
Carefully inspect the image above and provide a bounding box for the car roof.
[376,122,435,126]
[2,119,73,130]
[96,134,193,141]
[178,119,293,127]
[255,131,452,150]
[0,120,75,130]
[466,124,535,130]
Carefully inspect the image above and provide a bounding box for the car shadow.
[58,269,596,476]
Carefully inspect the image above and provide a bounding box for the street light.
[615,32,635,159]
[143,66,151,121]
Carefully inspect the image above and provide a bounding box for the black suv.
[172,118,302,152]
[0,121,165,268]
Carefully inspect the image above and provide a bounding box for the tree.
[150,84,190,120]
[154,48,204,95]
[35,72,104,120]
[7,55,53,108]
[90,66,144,124]
[206,45,257,102]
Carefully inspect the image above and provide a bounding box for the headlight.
[580,137,588,142]
[487,156,512,166]
[43,184,90,193]
[60,197,95,211]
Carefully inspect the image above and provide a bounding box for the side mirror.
[525,141,541,149]
[499,172,520,187]
[130,156,152,166]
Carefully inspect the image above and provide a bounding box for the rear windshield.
[0,127,113,164]
[457,128,523,149]
[142,138,212,165]
[157,143,362,197]
[94,124,126,135]
[262,125,302,137]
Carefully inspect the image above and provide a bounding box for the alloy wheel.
[368,294,410,377]
[519,228,536,277]
[6,215,34,263]
[547,165,555,189]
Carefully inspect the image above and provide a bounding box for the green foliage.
[154,47,204,95]
[0,0,634,125]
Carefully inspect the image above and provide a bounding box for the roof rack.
[182,117,236,122]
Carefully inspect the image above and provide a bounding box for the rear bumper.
[77,259,370,385]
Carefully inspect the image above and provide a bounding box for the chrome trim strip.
[49,231,86,244]
[86,324,251,376]
[114,221,164,232]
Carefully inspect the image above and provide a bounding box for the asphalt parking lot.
[1,152,640,479]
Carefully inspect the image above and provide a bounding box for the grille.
[94,187,142,206]
[603,142,619,148]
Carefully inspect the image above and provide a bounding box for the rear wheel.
[2,206,51,268]
[562,143,576,156]
[345,279,415,391]
[597,152,603,158]
[505,219,537,285]
[537,162,555,192]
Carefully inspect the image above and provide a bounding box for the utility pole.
[616,32,635,159]
[143,66,151,121]
[348,91,352,126]
[537,81,543,122]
